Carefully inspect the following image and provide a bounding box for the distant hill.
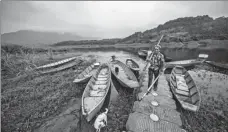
[52,38,122,46]
[119,15,228,44]
[1,30,99,46]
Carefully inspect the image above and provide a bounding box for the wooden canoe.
[82,63,111,122]
[73,61,100,83]
[165,59,202,69]
[110,60,139,89]
[36,56,78,70]
[126,59,140,78]
[138,50,147,57]
[38,59,82,74]
[138,50,172,62]
[205,61,228,70]
[169,66,201,112]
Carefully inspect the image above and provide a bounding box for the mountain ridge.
[119,15,228,44]
[1,30,99,46]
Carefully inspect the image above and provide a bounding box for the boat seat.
[189,87,197,95]
[92,85,107,90]
[95,80,107,85]
[174,69,183,74]
[188,81,195,90]
[98,74,108,78]
[89,90,106,97]
[176,75,189,92]
[175,89,189,96]
[97,77,108,81]
[82,74,91,79]
[185,76,192,83]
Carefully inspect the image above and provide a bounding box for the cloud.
[1,1,228,38]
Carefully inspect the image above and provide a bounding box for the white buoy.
[152,92,158,96]
[150,113,159,122]
[151,101,159,106]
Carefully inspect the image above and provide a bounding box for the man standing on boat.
[146,45,165,91]
[111,55,116,62]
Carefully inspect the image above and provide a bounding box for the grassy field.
[179,65,228,132]
[1,50,96,132]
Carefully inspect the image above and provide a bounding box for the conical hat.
[155,45,161,49]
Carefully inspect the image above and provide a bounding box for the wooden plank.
[189,87,197,95]
[95,81,107,85]
[132,101,181,126]
[126,70,184,132]
[138,94,176,109]
[96,77,108,81]
[126,112,185,132]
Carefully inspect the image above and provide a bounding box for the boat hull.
[126,59,140,79]
[169,66,201,112]
[110,60,139,89]
[166,59,202,69]
[81,63,111,122]
[73,60,98,83]
[36,56,78,70]
[73,76,91,83]
[138,50,172,62]
[39,59,82,74]
[205,61,228,70]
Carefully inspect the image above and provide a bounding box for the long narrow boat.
[169,66,201,112]
[126,59,140,78]
[205,61,228,70]
[137,50,147,57]
[109,60,139,90]
[138,50,172,62]
[82,63,111,122]
[73,61,100,83]
[36,56,78,70]
[39,59,82,74]
[165,59,202,69]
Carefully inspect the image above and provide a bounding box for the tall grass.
[180,67,228,132]
[1,51,95,132]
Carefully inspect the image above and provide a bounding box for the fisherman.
[111,55,116,62]
[146,45,165,91]
[126,59,133,68]
[110,55,119,75]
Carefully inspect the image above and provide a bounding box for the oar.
[139,68,166,101]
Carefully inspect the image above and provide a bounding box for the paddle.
[139,67,166,101]
[138,35,166,101]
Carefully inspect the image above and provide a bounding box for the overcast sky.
[1,1,228,38]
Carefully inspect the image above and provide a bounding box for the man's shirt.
[148,52,165,69]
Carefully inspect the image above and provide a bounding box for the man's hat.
[155,45,161,49]
[111,55,116,58]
